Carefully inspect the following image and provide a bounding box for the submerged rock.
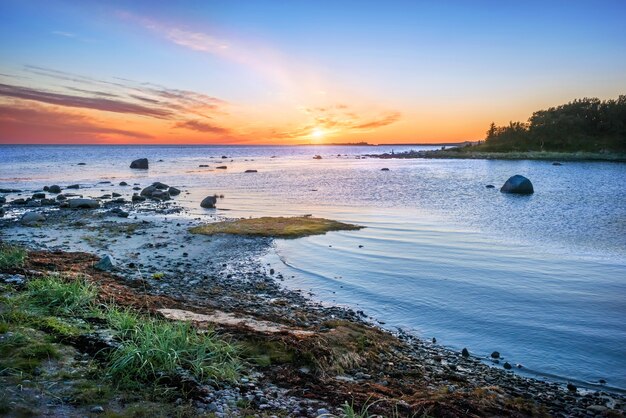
[49,185,62,193]
[461,348,469,357]
[168,187,181,196]
[216,166,227,169]
[68,198,100,209]
[32,192,46,199]
[500,175,533,194]
[244,169,258,173]
[67,184,80,189]
[200,196,217,208]
[491,351,500,359]
[130,158,149,169]
[20,212,45,226]
[485,184,495,189]
[381,168,390,171]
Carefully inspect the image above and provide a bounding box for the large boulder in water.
[200,196,217,208]
[130,158,149,169]
[500,175,534,195]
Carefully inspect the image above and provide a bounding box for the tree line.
[476,95,626,152]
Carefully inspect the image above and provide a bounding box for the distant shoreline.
[370,149,626,162]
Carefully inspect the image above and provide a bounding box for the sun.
[311,128,325,139]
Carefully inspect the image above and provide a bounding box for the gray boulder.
[168,187,181,196]
[151,190,170,201]
[94,255,115,271]
[20,212,45,226]
[200,196,217,208]
[68,198,100,209]
[500,175,534,195]
[32,192,46,199]
[49,185,62,193]
[152,182,169,190]
[132,194,146,202]
[140,185,157,197]
[130,158,149,169]
[67,184,80,189]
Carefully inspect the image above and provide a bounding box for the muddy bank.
[1,182,625,417]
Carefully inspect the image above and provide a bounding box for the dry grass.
[189,216,362,238]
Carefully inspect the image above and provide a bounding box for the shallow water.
[1,144,625,390]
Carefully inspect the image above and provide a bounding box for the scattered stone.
[168,187,181,196]
[32,192,46,199]
[0,196,5,204]
[41,198,56,206]
[491,351,500,359]
[68,198,100,209]
[200,196,217,208]
[381,168,390,171]
[20,212,45,226]
[132,194,146,202]
[152,182,169,190]
[552,162,563,166]
[77,162,86,165]
[500,175,534,195]
[0,188,21,193]
[140,186,157,197]
[313,155,322,159]
[485,184,495,188]
[199,164,209,167]
[56,194,67,201]
[130,158,149,169]
[567,383,577,393]
[49,185,62,193]
[503,362,512,370]
[216,166,227,169]
[43,186,49,191]
[0,208,4,217]
[461,348,469,357]
[119,181,128,186]
[151,190,171,201]
[244,169,258,173]
[112,192,122,197]
[67,184,80,189]
[90,406,105,414]
[94,255,115,271]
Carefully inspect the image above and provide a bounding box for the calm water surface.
[1,145,625,391]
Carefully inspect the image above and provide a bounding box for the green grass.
[105,307,241,387]
[0,329,60,374]
[0,244,27,270]
[25,276,97,315]
[189,216,362,239]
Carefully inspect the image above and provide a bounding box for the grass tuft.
[25,277,97,315]
[0,244,27,270]
[189,216,362,239]
[105,307,240,386]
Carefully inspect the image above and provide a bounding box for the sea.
[1,144,625,392]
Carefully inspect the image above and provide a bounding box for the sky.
[0,0,625,145]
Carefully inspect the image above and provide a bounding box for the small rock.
[200,196,217,208]
[68,198,100,209]
[49,185,62,193]
[32,192,46,199]
[503,362,512,370]
[461,348,469,357]
[67,184,80,189]
[90,406,105,414]
[313,155,322,159]
[132,194,146,202]
[552,162,562,166]
[152,182,169,190]
[77,162,86,165]
[381,168,390,171]
[490,351,500,359]
[244,169,258,173]
[567,383,577,393]
[20,212,45,226]
[485,184,495,188]
[216,166,227,169]
[94,255,115,271]
[130,158,149,169]
[168,187,181,196]
[119,181,128,186]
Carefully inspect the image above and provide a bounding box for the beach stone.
[168,187,181,196]
[151,190,170,201]
[94,255,115,271]
[381,168,390,171]
[77,162,86,165]
[68,198,100,209]
[0,208,4,217]
[485,184,495,188]
[140,185,157,197]
[20,212,45,226]
[552,162,563,166]
[491,351,500,359]
[152,181,169,190]
[244,169,258,173]
[43,186,49,191]
[461,348,469,357]
[503,362,512,369]
[201,196,217,208]
[500,175,534,194]
[32,192,46,199]
[56,194,67,201]
[0,196,5,204]
[67,184,80,189]
[49,185,62,193]
[119,181,128,186]
[26,199,41,207]
[130,158,149,169]
[216,166,227,169]
[132,194,146,202]
[0,188,21,193]
[41,198,56,206]
[90,406,105,414]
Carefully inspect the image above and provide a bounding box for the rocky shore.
[367,149,626,162]
[1,180,625,417]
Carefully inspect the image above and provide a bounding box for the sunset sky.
[1,0,625,145]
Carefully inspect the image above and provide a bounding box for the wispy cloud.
[274,105,401,139]
[0,103,152,142]
[174,119,229,134]
[0,83,173,118]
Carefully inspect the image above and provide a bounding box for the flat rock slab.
[157,308,314,337]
